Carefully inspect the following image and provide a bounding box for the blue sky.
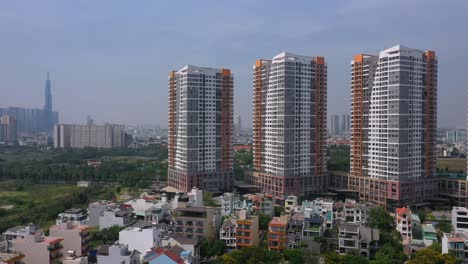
[1,0,467,128]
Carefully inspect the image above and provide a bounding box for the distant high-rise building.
[349,45,438,207]
[234,115,242,137]
[87,115,94,126]
[44,72,54,133]
[446,129,466,145]
[330,114,340,135]
[0,73,58,134]
[248,52,327,200]
[167,65,234,193]
[54,124,126,149]
[341,114,350,134]
[0,115,17,143]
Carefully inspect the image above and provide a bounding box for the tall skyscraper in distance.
[0,73,58,135]
[341,114,350,134]
[44,72,53,132]
[248,52,327,200]
[44,72,52,112]
[330,114,340,135]
[234,114,242,138]
[167,65,234,193]
[349,45,438,207]
[0,115,18,143]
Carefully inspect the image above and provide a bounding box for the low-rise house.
[442,232,468,262]
[49,222,90,257]
[142,246,192,264]
[0,237,6,253]
[337,222,379,258]
[220,192,243,216]
[119,222,162,260]
[96,243,140,264]
[303,215,324,238]
[235,210,259,248]
[2,223,43,253]
[301,198,334,229]
[144,204,171,223]
[285,195,299,215]
[341,199,373,226]
[99,206,135,230]
[287,213,304,249]
[396,207,412,244]
[173,206,221,240]
[77,181,90,188]
[268,215,289,252]
[421,224,438,246]
[171,188,203,210]
[0,253,25,264]
[125,196,170,220]
[243,193,275,216]
[161,234,200,264]
[63,251,88,264]
[219,218,237,250]
[12,233,63,264]
[87,200,114,227]
[56,208,88,226]
[452,207,468,233]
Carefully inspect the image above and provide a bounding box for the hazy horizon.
[1,0,467,129]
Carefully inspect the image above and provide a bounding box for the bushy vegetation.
[234,149,253,180]
[327,145,350,172]
[0,182,118,232]
[0,145,167,188]
[217,247,307,264]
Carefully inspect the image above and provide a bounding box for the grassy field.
[0,182,116,232]
[437,158,466,173]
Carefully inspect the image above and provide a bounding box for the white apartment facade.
[452,207,468,233]
[168,65,234,192]
[119,223,161,260]
[349,45,438,207]
[54,123,126,148]
[249,52,328,200]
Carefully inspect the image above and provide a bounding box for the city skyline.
[1,1,467,128]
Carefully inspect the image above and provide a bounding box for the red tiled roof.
[396,207,408,215]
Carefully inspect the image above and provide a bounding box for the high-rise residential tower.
[342,114,350,134]
[54,123,126,149]
[167,65,234,193]
[0,115,18,143]
[349,45,438,207]
[248,52,327,200]
[234,114,242,138]
[330,114,340,135]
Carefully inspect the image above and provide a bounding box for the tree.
[369,207,394,232]
[407,247,461,264]
[200,239,227,260]
[342,254,369,264]
[259,214,272,231]
[219,254,237,264]
[371,244,406,264]
[436,222,453,233]
[274,206,284,217]
[265,250,282,264]
[283,249,304,264]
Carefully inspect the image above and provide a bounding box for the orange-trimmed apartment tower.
[168,65,234,193]
[247,52,328,202]
[349,45,438,208]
